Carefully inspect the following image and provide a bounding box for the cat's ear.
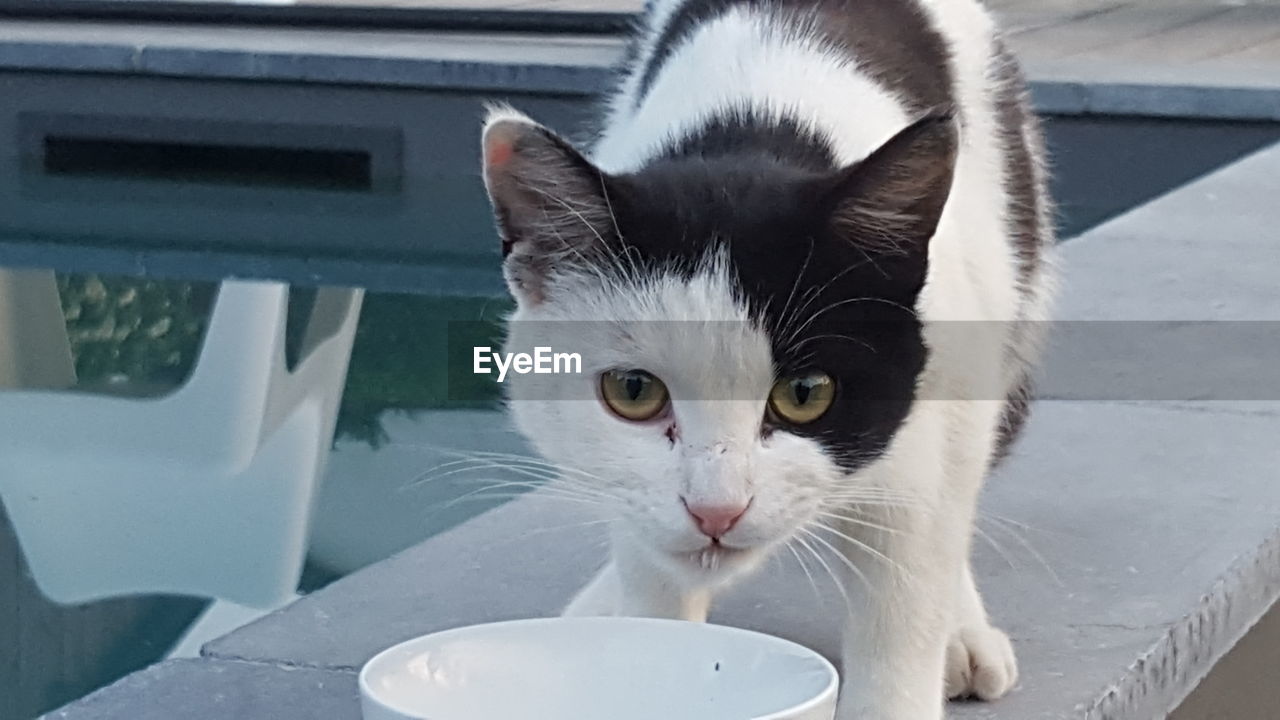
[825,112,958,293]
[481,108,615,306]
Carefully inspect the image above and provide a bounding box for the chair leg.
[294,287,361,367]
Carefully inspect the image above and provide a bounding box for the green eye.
[600,370,670,421]
[768,372,835,425]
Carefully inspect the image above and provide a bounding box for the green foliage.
[59,275,214,391]
[58,273,510,446]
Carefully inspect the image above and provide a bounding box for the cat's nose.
[683,499,750,538]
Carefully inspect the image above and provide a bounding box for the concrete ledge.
[40,659,359,720]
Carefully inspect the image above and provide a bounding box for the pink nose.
[683,500,749,538]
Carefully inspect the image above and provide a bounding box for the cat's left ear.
[481,109,616,306]
[825,112,958,293]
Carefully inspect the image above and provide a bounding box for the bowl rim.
[358,616,839,720]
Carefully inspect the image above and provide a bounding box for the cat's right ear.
[823,112,958,301]
[481,108,616,306]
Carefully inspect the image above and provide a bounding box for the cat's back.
[594,0,1005,172]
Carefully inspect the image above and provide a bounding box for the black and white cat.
[479,0,1054,716]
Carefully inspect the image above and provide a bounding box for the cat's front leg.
[945,561,1018,700]
[836,526,962,720]
[563,544,711,621]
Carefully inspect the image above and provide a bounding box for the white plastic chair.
[0,274,363,608]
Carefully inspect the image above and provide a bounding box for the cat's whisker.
[808,520,907,580]
[405,457,619,504]
[449,492,607,508]
[595,177,646,287]
[820,495,924,511]
[794,528,857,611]
[798,525,870,595]
[445,449,612,486]
[822,481,919,498]
[783,537,824,603]
[403,458,507,487]
[981,511,1036,532]
[814,510,901,536]
[401,458,532,486]
[973,524,1018,571]
[435,468,609,497]
[506,516,616,542]
[454,477,599,500]
[774,250,896,340]
[405,454,568,488]
[822,488,920,502]
[523,184,636,297]
[977,512,1062,586]
[784,296,916,347]
[405,461,565,492]
[789,333,877,354]
[454,463,606,495]
[774,237,817,339]
[427,447,564,472]
[439,482,609,512]
[775,256,879,339]
[823,488,929,505]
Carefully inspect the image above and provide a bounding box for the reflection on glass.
[57,271,509,445]
[60,274,216,395]
[1,268,512,717]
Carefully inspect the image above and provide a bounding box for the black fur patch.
[661,110,839,172]
[990,39,1052,462]
[991,39,1048,297]
[636,0,955,115]
[993,371,1032,465]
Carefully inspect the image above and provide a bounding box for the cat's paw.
[945,623,1018,701]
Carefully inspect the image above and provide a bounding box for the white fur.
[488,1,1054,717]
[594,9,908,173]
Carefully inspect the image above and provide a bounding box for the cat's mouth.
[680,542,752,572]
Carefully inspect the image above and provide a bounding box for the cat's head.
[479,107,956,583]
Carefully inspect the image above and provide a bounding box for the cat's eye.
[600,369,670,422]
[768,372,835,425]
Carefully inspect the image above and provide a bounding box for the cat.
[478,0,1054,716]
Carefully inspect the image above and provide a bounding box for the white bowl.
[359,617,838,720]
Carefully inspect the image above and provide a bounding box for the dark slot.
[42,136,373,191]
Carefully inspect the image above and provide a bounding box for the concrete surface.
[309,410,536,576]
[45,138,1280,718]
[39,659,360,720]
